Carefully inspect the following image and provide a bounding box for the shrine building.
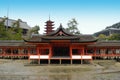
[0,20,120,64]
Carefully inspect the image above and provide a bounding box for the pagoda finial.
[59,23,63,28]
[49,13,50,21]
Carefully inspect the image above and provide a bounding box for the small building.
[0,17,31,35]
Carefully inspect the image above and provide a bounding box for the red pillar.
[70,46,72,59]
[49,46,52,64]
[37,46,40,64]
[82,48,84,55]
[70,45,73,64]
[49,46,52,58]
[94,48,96,60]
[28,48,30,64]
[81,48,84,64]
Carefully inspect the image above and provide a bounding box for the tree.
[108,34,120,40]
[24,25,40,39]
[0,17,8,40]
[66,18,80,35]
[0,17,40,40]
[30,25,40,34]
[9,19,23,40]
[98,34,107,40]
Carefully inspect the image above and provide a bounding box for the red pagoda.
[45,19,54,34]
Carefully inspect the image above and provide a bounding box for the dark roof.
[87,41,120,48]
[45,20,54,23]
[47,24,74,36]
[0,40,35,47]
[73,35,97,42]
[42,36,79,40]
[25,25,97,43]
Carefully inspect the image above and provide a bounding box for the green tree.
[12,19,22,33]
[25,25,40,39]
[0,17,39,40]
[66,18,80,35]
[108,34,120,40]
[0,17,8,40]
[9,19,23,40]
[98,34,107,40]
[30,25,40,34]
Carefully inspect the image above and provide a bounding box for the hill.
[106,22,120,29]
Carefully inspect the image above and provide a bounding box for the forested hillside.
[106,22,120,29]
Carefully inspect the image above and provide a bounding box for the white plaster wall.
[30,55,39,59]
[40,55,49,59]
[72,55,81,59]
[82,55,92,59]
[72,55,92,59]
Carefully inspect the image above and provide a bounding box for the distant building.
[94,28,120,37]
[0,17,31,35]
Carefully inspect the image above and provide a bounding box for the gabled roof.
[25,24,97,43]
[47,24,74,36]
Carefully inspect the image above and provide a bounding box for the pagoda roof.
[25,24,97,43]
[45,27,54,29]
[45,24,54,26]
[45,20,54,23]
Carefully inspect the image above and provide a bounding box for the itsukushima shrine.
[0,20,120,64]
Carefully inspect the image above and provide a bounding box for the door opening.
[53,47,69,57]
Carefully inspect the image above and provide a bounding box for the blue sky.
[0,0,120,34]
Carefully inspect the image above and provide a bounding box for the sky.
[0,0,120,34]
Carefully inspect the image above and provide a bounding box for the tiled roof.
[41,36,79,40]
[0,40,35,47]
[25,24,97,43]
[87,41,120,47]
[47,24,74,36]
